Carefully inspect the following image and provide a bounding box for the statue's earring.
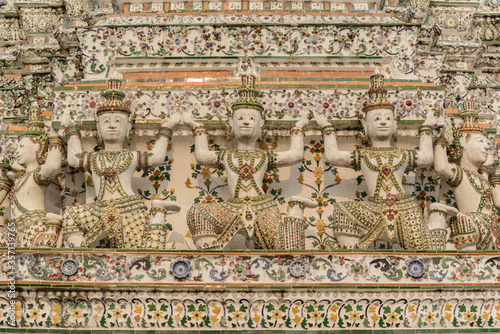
[224,120,232,141]
[358,127,369,145]
[126,127,133,146]
[96,131,103,148]
[259,125,268,141]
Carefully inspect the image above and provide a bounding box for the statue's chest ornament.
[362,148,408,240]
[227,150,266,198]
[464,168,493,212]
[9,170,34,214]
[92,150,133,198]
[362,147,407,196]
[227,150,267,236]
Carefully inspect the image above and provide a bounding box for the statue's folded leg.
[428,203,458,250]
[62,205,90,248]
[332,201,363,249]
[187,203,221,249]
[280,196,318,250]
[16,210,47,248]
[32,212,62,248]
[148,200,181,250]
[450,212,480,250]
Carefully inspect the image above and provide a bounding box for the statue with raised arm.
[62,79,180,249]
[0,108,63,247]
[316,73,446,250]
[184,75,316,250]
[433,100,500,250]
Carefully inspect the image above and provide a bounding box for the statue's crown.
[18,108,48,164]
[19,108,46,139]
[457,99,484,134]
[230,75,264,117]
[96,78,131,117]
[361,73,395,115]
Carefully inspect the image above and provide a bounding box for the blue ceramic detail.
[61,259,78,276]
[289,260,307,278]
[172,260,190,278]
[407,259,425,278]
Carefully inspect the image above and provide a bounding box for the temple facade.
[1,0,500,332]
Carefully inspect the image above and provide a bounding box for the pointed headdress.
[358,73,395,118]
[18,108,48,164]
[230,75,265,118]
[448,99,486,160]
[97,79,132,118]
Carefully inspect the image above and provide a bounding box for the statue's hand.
[10,157,23,171]
[61,114,75,128]
[182,111,198,128]
[422,110,444,129]
[163,112,181,129]
[294,112,310,128]
[49,124,59,137]
[314,111,332,128]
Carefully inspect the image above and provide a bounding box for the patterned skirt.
[63,195,150,249]
[187,194,281,249]
[332,194,432,250]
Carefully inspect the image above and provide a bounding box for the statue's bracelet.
[158,127,173,141]
[192,125,207,137]
[288,200,305,210]
[49,136,63,151]
[321,124,336,136]
[418,125,433,136]
[290,126,305,136]
[490,174,500,185]
[0,177,13,192]
[65,124,80,138]
[435,137,448,148]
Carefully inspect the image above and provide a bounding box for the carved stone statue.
[433,100,500,250]
[316,73,446,250]
[0,108,63,247]
[62,79,180,249]
[184,75,316,250]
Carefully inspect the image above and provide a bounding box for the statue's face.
[96,113,131,144]
[231,108,263,142]
[364,108,396,142]
[462,133,490,167]
[15,137,39,166]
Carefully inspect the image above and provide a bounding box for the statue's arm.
[433,139,454,180]
[489,160,500,209]
[275,115,308,167]
[61,116,83,168]
[38,128,63,179]
[0,170,12,205]
[416,111,444,167]
[415,129,434,167]
[66,130,83,168]
[183,113,218,168]
[148,115,180,167]
[315,112,352,168]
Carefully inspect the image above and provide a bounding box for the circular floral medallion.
[61,259,78,276]
[407,259,425,278]
[172,260,190,279]
[289,261,307,278]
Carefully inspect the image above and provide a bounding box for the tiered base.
[1,249,500,332]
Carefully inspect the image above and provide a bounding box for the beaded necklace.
[362,147,407,196]
[463,168,493,213]
[91,150,133,199]
[9,169,34,215]
[226,149,266,198]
